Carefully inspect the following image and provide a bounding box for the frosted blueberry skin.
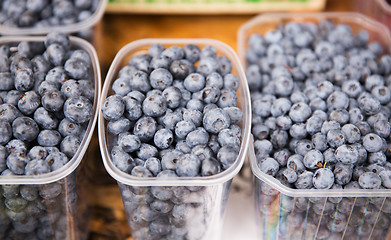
[62,96,92,125]
[313,168,334,189]
[12,117,40,142]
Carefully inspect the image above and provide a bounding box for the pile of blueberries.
[0,0,100,29]
[247,20,391,239]
[102,43,243,239]
[0,32,94,239]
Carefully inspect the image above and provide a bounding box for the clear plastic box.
[0,36,101,239]
[0,0,107,38]
[238,13,391,240]
[353,0,391,31]
[98,38,251,240]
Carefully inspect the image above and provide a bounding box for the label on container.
[106,0,325,14]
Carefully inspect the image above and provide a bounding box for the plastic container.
[238,12,391,240]
[0,35,101,240]
[0,0,107,39]
[353,0,391,31]
[98,38,251,240]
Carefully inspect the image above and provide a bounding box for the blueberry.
[335,144,358,165]
[362,133,383,153]
[329,109,349,125]
[6,139,28,154]
[133,116,157,142]
[270,98,291,117]
[112,77,131,96]
[15,69,34,92]
[136,143,158,161]
[217,89,238,108]
[32,107,57,131]
[183,44,200,63]
[17,91,40,115]
[216,56,232,76]
[6,152,28,175]
[64,58,89,80]
[0,121,12,145]
[45,32,70,50]
[60,135,81,158]
[142,93,167,117]
[258,157,279,176]
[123,95,142,121]
[61,80,81,99]
[371,85,391,104]
[0,72,14,91]
[358,92,381,115]
[294,171,313,189]
[58,118,81,137]
[183,73,205,93]
[303,150,323,170]
[148,43,165,58]
[162,86,182,109]
[161,46,185,61]
[27,146,48,161]
[45,66,68,85]
[313,168,334,189]
[358,172,381,189]
[118,133,141,153]
[107,117,131,135]
[201,157,221,176]
[186,127,209,148]
[311,133,327,151]
[341,79,362,98]
[64,96,93,124]
[176,154,201,177]
[245,65,262,90]
[274,76,294,97]
[373,120,391,138]
[289,102,312,123]
[217,128,240,148]
[197,57,219,76]
[295,139,314,156]
[150,68,173,90]
[169,59,194,80]
[326,91,349,111]
[379,170,391,188]
[12,116,39,142]
[45,43,66,66]
[341,123,361,143]
[111,146,135,173]
[203,108,230,134]
[326,129,346,148]
[289,123,307,139]
[368,153,386,168]
[143,157,161,176]
[161,150,182,171]
[205,72,224,90]
[41,90,65,112]
[154,128,174,149]
[37,130,62,147]
[25,159,51,176]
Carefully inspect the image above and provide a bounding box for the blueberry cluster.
[248,20,391,239]
[0,32,94,239]
[102,43,243,239]
[0,0,100,29]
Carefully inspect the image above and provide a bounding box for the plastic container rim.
[0,0,107,35]
[0,35,102,185]
[239,12,391,198]
[377,0,391,13]
[98,38,251,187]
